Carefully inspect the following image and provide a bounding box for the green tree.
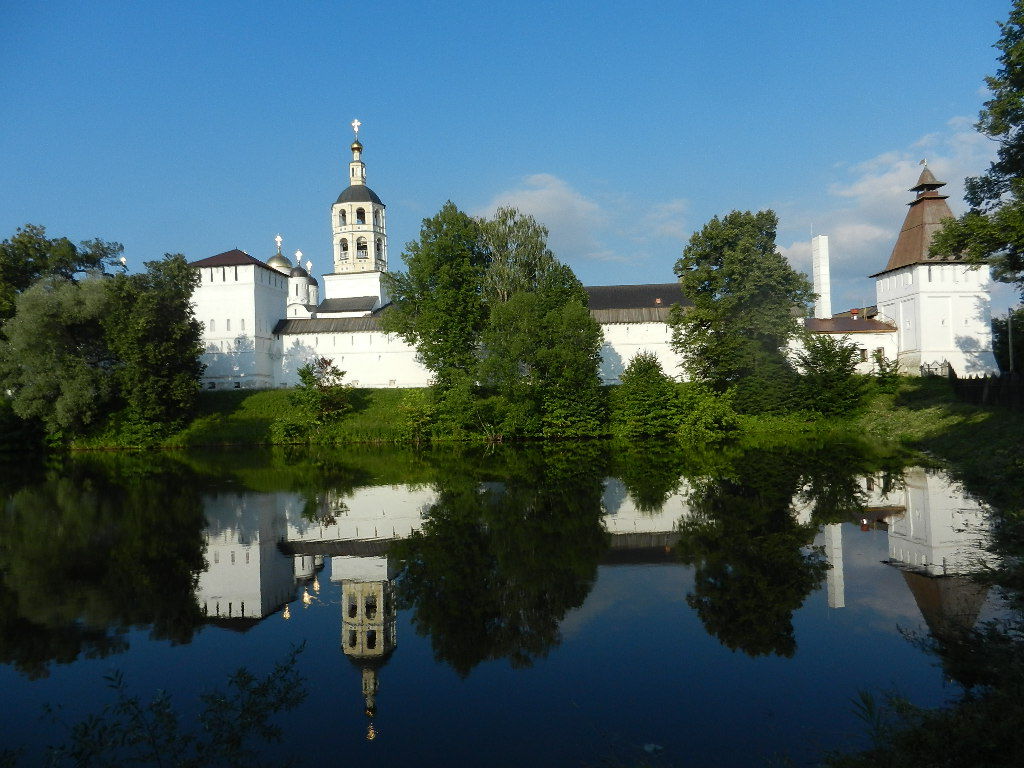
[992,307,1024,373]
[794,332,870,416]
[670,210,813,412]
[0,276,114,439]
[480,206,557,304]
[291,357,350,421]
[0,224,121,321]
[930,1,1024,296]
[480,262,604,437]
[103,254,205,439]
[611,351,682,437]
[381,202,491,389]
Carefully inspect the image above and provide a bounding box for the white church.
[190,126,999,389]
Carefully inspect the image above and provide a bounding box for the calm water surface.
[0,444,998,766]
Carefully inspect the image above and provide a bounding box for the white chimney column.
[812,235,832,319]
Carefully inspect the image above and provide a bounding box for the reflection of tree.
[676,450,829,658]
[0,456,207,678]
[613,443,685,513]
[796,443,906,524]
[393,444,609,676]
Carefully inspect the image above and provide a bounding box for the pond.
[0,443,1000,766]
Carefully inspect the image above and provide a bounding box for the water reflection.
[0,456,206,678]
[0,444,1002,763]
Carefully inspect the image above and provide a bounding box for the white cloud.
[644,198,689,240]
[479,173,605,261]
[480,173,688,268]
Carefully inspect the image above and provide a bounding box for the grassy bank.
[67,378,1024,488]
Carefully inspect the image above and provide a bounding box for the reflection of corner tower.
[334,555,397,731]
[323,121,389,312]
[872,166,998,375]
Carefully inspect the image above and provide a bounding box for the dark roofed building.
[190,249,277,272]
[584,282,689,324]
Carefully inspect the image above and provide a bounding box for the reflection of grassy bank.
[823,377,1024,768]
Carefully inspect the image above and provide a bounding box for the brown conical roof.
[870,167,960,277]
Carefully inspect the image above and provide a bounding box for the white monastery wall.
[276,330,431,388]
[598,322,686,383]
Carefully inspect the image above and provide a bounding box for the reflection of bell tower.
[334,554,397,739]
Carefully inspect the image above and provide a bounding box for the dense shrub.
[612,352,682,437]
[794,333,870,416]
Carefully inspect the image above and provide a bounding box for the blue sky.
[1,0,1018,313]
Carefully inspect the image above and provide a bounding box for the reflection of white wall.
[285,486,437,543]
[600,478,693,533]
[198,492,298,619]
[824,524,845,609]
[886,468,993,576]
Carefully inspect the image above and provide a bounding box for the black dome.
[289,266,309,278]
[336,184,384,206]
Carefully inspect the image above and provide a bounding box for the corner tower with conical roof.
[321,120,390,314]
[872,166,997,375]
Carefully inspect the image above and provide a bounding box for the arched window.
[357,237,368,258]
[375,239,382,258]
[356,207,366,225]
[340,238,349,257]
[209,319,215,332]
[339,209,347,226]
[373,210,380,227]
[226,319,231,332]
[367,630,377,650]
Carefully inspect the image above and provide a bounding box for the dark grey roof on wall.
[584,283,689,311]
[273,316,383,334]
[335,185,384,205]
[803,317,896,333]
[190,249,276,271]
[316,296,378,313]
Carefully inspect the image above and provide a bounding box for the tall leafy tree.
[670,210,813,411]
[0,276,114,438]
[480,262,604,436]
[0,224,121,320]
[931,1,1024,297]
[104,254,205,437]
[381,202,491,389]
[481,206,557,304]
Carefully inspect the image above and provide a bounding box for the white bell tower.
[322,120,390,311]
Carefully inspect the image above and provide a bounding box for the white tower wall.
[811,235,832,319]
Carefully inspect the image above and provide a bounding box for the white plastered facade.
[875,262,997,375]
